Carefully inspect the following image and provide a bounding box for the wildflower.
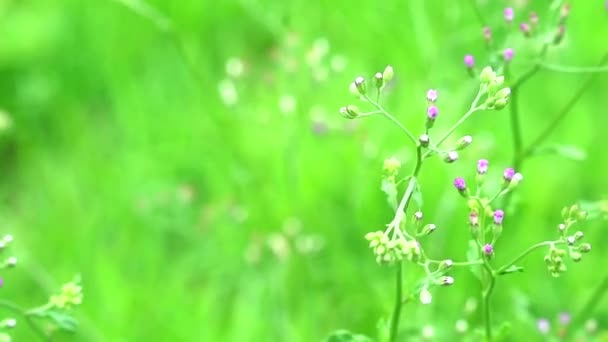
[503,168,515,181]
[504,7,514,23]
[537,318,550,335]
[493,209,504,225]
[426,89,438,102]
[520,22,531,36]
[469,212,479,227]
[464,55,475,68]
[427,105,439,120]
[483,244,494,255]
[477,159,489,174]
[483,26,492,41]
[454,178,466,191]
[504,48,514,62]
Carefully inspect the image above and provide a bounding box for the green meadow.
[0,0,607,341]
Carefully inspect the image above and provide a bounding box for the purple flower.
[483,26,492,41]
[483,244,494,255]
[464,55,475,68]
[537,318,550,334]
[454,177,466,191]
[427,105,439,120]
[559,312,571,325]
[504,48,514,62]
[477,159,489,174]
[426,89,438,102]
[503,167,515,181]
[504,7,514,22]
[520,22,531,36]
[493,209,504,225]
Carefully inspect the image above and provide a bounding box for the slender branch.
[0,300,49,341]
[364,96,418,145]
[496,240,563,274]
[389,263,403,342]
[539,62,608,73]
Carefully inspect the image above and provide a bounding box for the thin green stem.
[482,268,496,341]
[0,300,48,341]
[522,51,608,160]
[496,240,563,274]
[364,96,418,145]
[389,263,403,342]
[538,62,608,73]
[573,270,608,327]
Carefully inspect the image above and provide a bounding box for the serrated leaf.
[381,179,398,210]
[498,265,524,275]
[324,330,373,342]
[532,145,587,161]
[466,240,482,281]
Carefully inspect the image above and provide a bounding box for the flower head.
[504,48,514,62]
[426,89,438,102]
[520,22,531,36]
[537,318,550,335]
[504,7,514,22]
[493,209,504,225]
[464,55,475,68]
[454,178,466,191]
[483,243,494,255]
[530,12,539,25]
[483,26,492,41]
[469,212,479,227]
[427,105,439,120]
[503,167,515,181]
[477,159,489,174]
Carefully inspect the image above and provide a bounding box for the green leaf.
[381,179,397,210]
[324,330,373,342]
[532,145,587,161]
[43,310,78,332]
[498,265,524,275]
[466,240,482,280]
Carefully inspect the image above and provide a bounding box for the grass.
[0,0,607,340]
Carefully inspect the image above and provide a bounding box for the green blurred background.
[0,0,607,341]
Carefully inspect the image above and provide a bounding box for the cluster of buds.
[480,66,511,110]
[545,204,591,276]
[364,231,420,265]
[340,66,394,118]
[49,280,84,309]
[383,157,401,181]
[544,245,567,277]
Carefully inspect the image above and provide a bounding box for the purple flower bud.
[503,167,515,181]
[426,89,438,102]
[483,243,494,255]
[559,312,571,325]
[469,212,479,227]
[537,318,550,335]
[504,7,514,22]
[427,105,439,120]
[530,12,539,26]
[477,159,489,174]
[0,277,3,287]
[454,177,466,191]
[464,55,475,68]
[483,26,492,41]
[504,48,514,62]
[493,209,504,225]
[520,22,531,36]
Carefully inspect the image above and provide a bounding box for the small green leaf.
[381,179,397,210]
[532,145,587,161]
[498,265,524,275]
[324,330,373,342]
[43,310,78,332]
[466,240,482,280]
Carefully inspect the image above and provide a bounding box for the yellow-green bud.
[480,66,495,83]
[383,65,394,83]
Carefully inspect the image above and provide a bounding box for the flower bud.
[495,87,511,99]
[339,105,360,119]
[579,243,591,253]
[454,177,468,197]
[493,209,504,225]
[503,168,515,182]
[483,244,494,256]
[414,211,423,221]
[483,26,492,41]
[504,48,514,62]
[427,105,439,121]
[426,89,438,103]
[464,55,475,69]
[507,172,523,190]
[383,157,401,175]
[349,82,360,97]
[455,135,473,150]
[479,66,495,83]
[354,76,366,95]
[504,7,514,23]
[530,12,539,26]
[438,276,455,286]
[445,151,459,163]
[420,287,432,304]
[421,224,436,235]
[477,159,489,175]
[419,134,430,147]
[6,257,17,268]
[569,250,582,262]
[493,98,508,110]
[520,22,531,37]
[374,72,383,89]
[438,259,453,271]
[573,231,584,241]
[382,65,394,83]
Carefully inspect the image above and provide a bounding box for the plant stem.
[0,299,48,341]
[573,270,608,327]
[389,263,403,342]
[482,264,496,341]
[496,240,562,275]
[364,96,418,146]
